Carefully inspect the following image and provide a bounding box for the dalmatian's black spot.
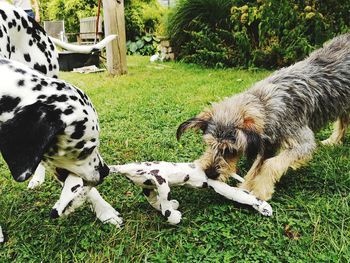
[13,10,20,19]
[167,192,171,201]
[0,95,20,114]
[32,84,42,91]
[71,184,81,193]
[188,163,195,169]
[164,210,171,218]
[40,80,48,86]
[71,119,87,139]
[243,190,250,194]
[17,79,25,87]
[33,63,47,75]
[0,9,8,21]
[63,108,74,115]
[153,161,160,164]
[202,182,208,188]
[83,109,88,115]
[145,162,152,166]
[37,94,46,99]
[69,95,78,101]
[154,175,166,185]
[142,188,152,197]
[143,179,153,186]
[75,140,85,149]
[23,53,31,62]
[184,174,190,182]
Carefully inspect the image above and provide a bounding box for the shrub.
[167,0,350,68]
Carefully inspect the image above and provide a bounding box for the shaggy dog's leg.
[321,114,349,145]
[241,127,316,200]
[87,188,123,226]
[142,188,179,211]
[27,164,46,189]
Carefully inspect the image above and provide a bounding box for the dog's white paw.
[27,178,45,189]
[94,204,123,227]
[321,138,341,146]
[165,209,182,225]
[253,200,273,217]
[0,226,4,243]
[170,199,180,210]
[27,165,45,189]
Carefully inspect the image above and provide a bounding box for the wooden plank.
[102,0,127,75]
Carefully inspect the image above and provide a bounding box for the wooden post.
[102,0,127,75]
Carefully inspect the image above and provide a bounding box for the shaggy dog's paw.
[94,204,123,227]
[252,200,273,217]
[165,209,182,225]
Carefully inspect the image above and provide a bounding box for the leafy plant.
[167,0,350,68]
[126,34,160,55]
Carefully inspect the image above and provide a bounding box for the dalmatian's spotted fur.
[0,2,116,189]
[0,58,123,242]
[109,161,272,224]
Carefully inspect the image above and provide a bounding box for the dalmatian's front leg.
[27,163,46,189]
[142,188,179,211]
[207,179,273,216]
[50,174,91,219]
[0,226,4,243]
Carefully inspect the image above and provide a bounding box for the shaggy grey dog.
[177,33,350,200]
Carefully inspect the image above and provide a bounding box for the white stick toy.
[109,161,272,225]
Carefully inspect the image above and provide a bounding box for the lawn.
[0,56,349,262]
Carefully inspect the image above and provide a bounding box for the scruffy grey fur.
[177,33,350,200]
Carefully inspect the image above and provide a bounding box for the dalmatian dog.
[0,1,116,191]
[108,161,272,225]
[0,58,123,243]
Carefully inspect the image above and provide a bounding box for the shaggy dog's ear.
[0,102,65,182]
[176,111,212,141]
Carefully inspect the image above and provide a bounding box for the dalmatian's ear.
[0,102,65,182]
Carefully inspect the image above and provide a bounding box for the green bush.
[167,0,350,68]
[125,0,166,40]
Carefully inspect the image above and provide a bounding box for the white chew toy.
[109,161,272,224]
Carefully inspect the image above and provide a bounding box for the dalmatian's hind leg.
[207,179,272,216]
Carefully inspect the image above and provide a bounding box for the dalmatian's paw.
[165,209,182,225]
[170,199,180,210]
[95,204,123,226]
[252,199,273,217]
[27,178,45,189]
[27,165,45,189]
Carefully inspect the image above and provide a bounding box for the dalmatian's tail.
[49,35,117,54]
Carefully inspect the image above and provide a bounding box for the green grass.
[0,56,349,262]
